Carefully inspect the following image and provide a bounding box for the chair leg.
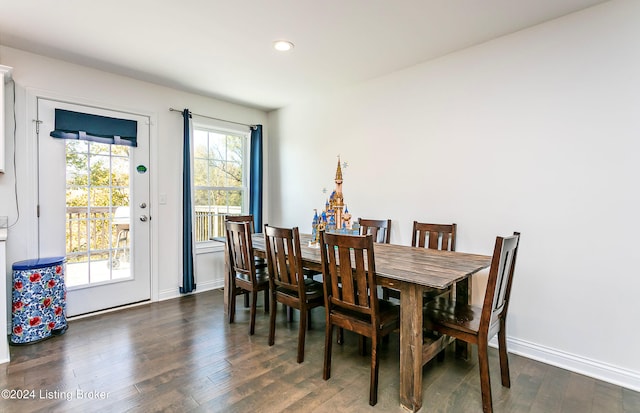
[268,294,277,346]
[244,292,250,308]
[477,340,494,413]
[323,323,333,380]
[229,288,237,324]
[307,309,313,330]
[498,326,511,388]
[337,328,343,345]
[249,290,258,335]
[288,306,294,322]
[264,287,269,313]
[297,306,307,363]
[369,335,380,406]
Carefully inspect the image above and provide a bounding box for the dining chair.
[384,221,458,303]
[358,218,391,243]
[424,232,521,413]
[264,225,324,363]
[385,221,458,301]
[412,221,457,250]
[320,231,400,406]
[225,220,270,335]
[225,214,266,307]
[358,218,395,315]
[225,214,266,266]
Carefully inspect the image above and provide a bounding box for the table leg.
[223,244,230,314]
[399,282,423,412]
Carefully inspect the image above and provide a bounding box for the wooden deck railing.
[66,206,237,259]
[66,206,114,262]
[194,206,241,241]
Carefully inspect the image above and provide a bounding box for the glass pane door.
[64,140,131,287]
[37,97,151,316]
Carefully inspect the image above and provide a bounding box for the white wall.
[268,0,640,390]
[0,46,268,314]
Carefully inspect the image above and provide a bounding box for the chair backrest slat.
[276,236,291,285]
[338,244,356,305]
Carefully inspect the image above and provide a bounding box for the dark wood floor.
[1,289,639,413]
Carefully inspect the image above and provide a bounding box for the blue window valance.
[50,109,137,147]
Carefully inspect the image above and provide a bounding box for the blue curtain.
[180,109,196,293]
[50,109,137,147]
[249,125,263,233]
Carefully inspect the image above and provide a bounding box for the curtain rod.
[169,107,256,129]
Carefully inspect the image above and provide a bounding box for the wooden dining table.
[224,232,491,412]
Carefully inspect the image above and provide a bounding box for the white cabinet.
[0,65,11,363]
[0,65,13,173]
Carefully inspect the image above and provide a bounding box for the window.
[193,125,248,243]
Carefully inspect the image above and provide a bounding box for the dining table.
[224,232,491,412]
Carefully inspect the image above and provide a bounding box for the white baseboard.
[158,279,224,302]
[490,336,640,392]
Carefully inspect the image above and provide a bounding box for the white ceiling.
[0,0,608,111]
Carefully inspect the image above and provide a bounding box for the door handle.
[140,215,148,222]
[139,202,147,209]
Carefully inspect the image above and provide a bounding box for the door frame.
[25,88,159,305]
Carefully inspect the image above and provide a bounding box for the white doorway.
[36,98,151,316]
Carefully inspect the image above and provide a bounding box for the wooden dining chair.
[264,225,324,363]
[384,221,458,301]
[225,214,266,266]
[320,231,400,406]
[412,221,457,250]
[358,218,396,305]
[225,214,266,307]
[413,222,457,289]
[424,232,521,413]
[358,218,391,243]
[225,220,270,335]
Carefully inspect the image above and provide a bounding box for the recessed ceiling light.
[273,40,294,52]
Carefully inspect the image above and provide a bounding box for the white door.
[37,98,151,316]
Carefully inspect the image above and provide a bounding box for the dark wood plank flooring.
[1,289,639,412]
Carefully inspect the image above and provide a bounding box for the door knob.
[139,202,147,209]
[140,215,148,222]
